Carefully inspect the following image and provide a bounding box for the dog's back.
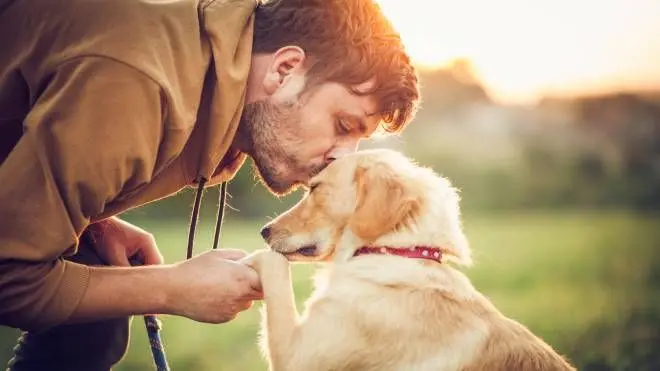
[310,256,575,371]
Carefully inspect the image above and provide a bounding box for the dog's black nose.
[260,226,272,240]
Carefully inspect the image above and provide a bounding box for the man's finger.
[240,300,254,311]
[108,245,131,267]
[140,244,165,265]
[248,290,264,301]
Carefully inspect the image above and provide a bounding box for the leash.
[144,315,170,371]
[142,181,228,371]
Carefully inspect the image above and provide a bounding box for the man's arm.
[1,56,165,331]
[69,249,262,325]
[68,264,170,323]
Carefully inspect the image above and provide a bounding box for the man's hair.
[253,0,421,133]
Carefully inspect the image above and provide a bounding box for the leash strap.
[144,315,170,371]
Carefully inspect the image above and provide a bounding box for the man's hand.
[70,248,264,325]
[166,249,264,323]
[87,217,164,266]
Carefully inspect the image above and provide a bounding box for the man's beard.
[238,100,322,196]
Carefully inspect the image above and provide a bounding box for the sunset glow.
[377,0,660,104]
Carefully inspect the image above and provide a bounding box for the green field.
[1,211,659,370]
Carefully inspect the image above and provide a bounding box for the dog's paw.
[240,249,268,268]
[242,249,288,272]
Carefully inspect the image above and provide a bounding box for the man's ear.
[263,45,306,96]
[349,165,420,242]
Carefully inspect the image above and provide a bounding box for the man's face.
[239,78,381,195]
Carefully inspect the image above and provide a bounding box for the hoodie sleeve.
[0,56,164,332]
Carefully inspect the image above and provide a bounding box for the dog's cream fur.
[245,149,576,371]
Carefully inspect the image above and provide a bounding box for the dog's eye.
[309,183,320,193]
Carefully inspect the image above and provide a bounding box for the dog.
[244,148,576,371]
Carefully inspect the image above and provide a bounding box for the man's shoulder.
[5,0,207,76]
[59,0,206,65]
[65,0,201,24]
[20,0,212,97]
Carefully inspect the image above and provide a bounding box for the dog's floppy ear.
[349,164,419,242]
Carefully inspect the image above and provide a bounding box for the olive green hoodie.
[0,0,257,331]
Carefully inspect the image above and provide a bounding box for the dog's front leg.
[247,250,299,371]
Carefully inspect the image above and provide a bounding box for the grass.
[1,210,658,370]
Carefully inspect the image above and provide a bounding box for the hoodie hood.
[192,0,257,184]
[185,0,259,258]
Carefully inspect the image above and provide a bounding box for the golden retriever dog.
[244,149,576,371]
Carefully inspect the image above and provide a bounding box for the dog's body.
[247,149,576,371]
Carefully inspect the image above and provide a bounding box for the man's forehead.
[343,90,381,130]
[348,80,379,113]
[352,78,377,94]
[363,109,381,131]
[308,80,376,106]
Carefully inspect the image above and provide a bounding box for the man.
[0,0,420,369]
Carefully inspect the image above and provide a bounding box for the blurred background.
[2,0,659,369]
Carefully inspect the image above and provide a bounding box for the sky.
[376,0,660,104]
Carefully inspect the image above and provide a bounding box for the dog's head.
[260,149,471,265]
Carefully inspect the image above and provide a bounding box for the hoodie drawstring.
[186,177,207,259]
[212,181,228,251]
[186,178,228,258]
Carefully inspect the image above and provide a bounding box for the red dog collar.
[353,246,443,263]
